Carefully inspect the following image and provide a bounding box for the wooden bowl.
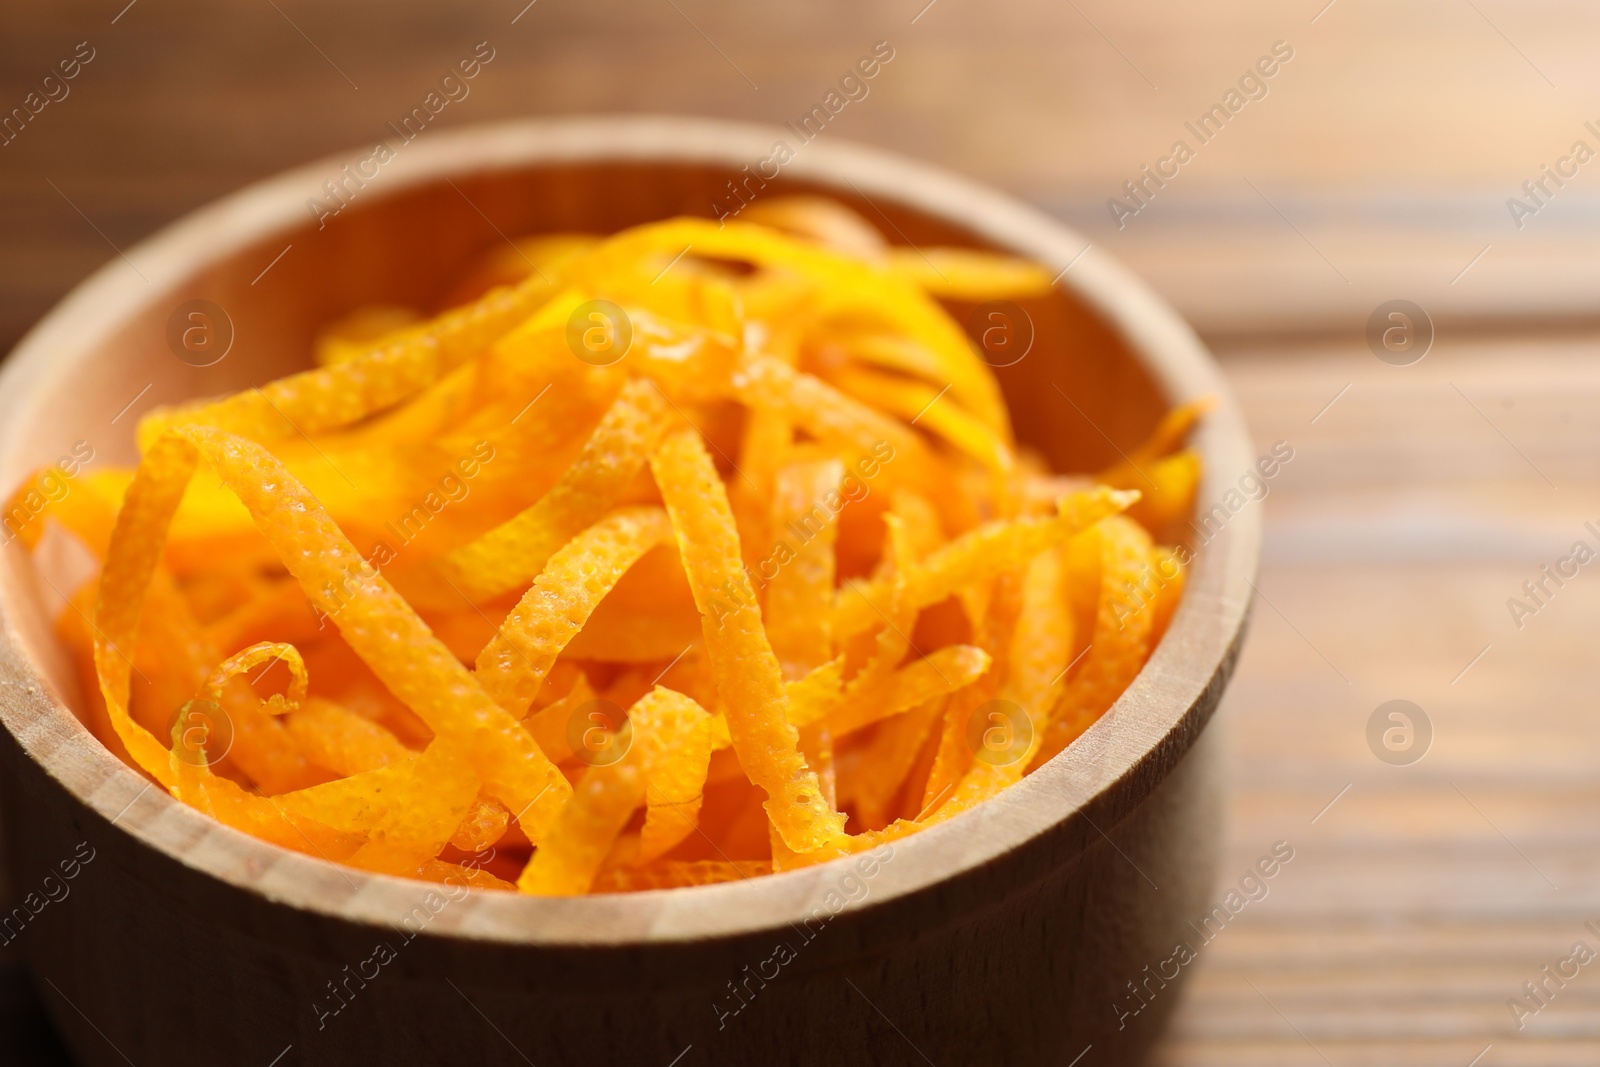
[0,116,1257,1066]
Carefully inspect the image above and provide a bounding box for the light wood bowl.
[0,116,1257,1066]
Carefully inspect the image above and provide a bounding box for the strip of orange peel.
[518,760,644,895]
[200,641,308,713]
[936,545,1072,819]
[437,377,673,602]
[764,457,843,679]
[94,425,570,837]
[1029,515,1157,771]
[136,273,553,450]
[516,684,714,893]
[832,487,1138,642]
[472,506,674,716]
[630,686,715,864]
[650,428,847,853]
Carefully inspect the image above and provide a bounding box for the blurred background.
[3,1,1598,1063]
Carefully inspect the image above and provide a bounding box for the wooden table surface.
[1157,332,1600,1066]
[3,1,1598,1064]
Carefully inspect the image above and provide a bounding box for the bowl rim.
[0,113,1259,950]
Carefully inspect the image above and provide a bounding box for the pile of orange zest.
[10,196,1205,893]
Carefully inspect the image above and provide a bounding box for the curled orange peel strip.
[93,425,570,838]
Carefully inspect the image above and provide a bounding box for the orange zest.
[10,196,1202,893]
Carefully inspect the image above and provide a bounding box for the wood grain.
[1153,334,1600,1066]
[4,0,1600,348]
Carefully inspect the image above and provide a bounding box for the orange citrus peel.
[13,196,1201,893]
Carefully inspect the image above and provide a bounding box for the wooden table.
[1155,333,1600,1066]
[3,1,1597,1063]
